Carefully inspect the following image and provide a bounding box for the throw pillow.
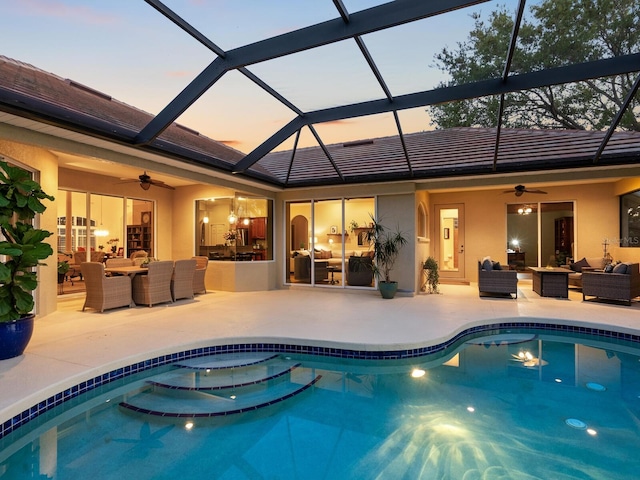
[482,258,493,271]
[612,262,628,274]
[570,257,589,272]
[492,261,503,270]
[604,263,614,273]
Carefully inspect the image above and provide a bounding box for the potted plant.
[0,160,54,360]
[365,215,408,299]
[57,260,70,284]
[423,256,440,294]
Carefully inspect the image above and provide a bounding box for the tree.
[429,0,640,131]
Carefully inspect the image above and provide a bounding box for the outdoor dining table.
[104,266,149,277]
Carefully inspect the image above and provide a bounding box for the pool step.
[119,354,321,417]
[148,359,301,391]
[172,352,280,370]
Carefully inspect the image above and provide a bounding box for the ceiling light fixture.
[517,206,533,215]
[94,196,109,237]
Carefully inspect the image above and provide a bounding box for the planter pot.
[0,314,35,360]
[378,281,398,299]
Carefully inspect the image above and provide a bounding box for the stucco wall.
[0,140,59,318]
[428,181,635,282]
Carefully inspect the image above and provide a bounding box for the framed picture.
[443,227,450,239]
[330,225,338,234]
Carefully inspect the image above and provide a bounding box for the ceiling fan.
[504,184,547,197]
[119,172,175,190]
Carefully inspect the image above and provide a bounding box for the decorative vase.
[0,313,35,360]
[378,281,398,299]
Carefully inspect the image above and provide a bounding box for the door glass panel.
[507,203,539,270]
[125,198,154,258]
[288,201,312,284]
[439,208,459,272]
[313,199,341,286]
[541,202,574,266]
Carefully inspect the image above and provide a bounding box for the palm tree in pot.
[365,216,408,299]
[0,160,54,360]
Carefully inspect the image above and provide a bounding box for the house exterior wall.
[428,180,640,282]
[0,139,59,318]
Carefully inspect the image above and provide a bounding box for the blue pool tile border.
[2,321,640,440]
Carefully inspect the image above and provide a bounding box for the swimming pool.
[1,326,640,479]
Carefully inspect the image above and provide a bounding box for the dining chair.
[171,259,197,301]
[106,257,133,268]
[132,260,174,307]
[81,262,133,313]
[192,256,209,295]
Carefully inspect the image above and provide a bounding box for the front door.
[435,204,465,282]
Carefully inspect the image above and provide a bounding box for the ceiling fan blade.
[149,179,175,190]
[525,189,547,194]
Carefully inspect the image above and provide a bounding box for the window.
[196,196,273,261]
[620,189,640,247]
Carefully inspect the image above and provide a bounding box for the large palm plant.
[365,215,408,284]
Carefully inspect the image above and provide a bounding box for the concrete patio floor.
[1,281,639,425]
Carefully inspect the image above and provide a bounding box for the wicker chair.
[192,256,208,294]
[81,262,133,312]
[105,257,133,268]
[582,263,640,305]
[132,260,174,307]
[478,261,518,298]
[171,259,197,301]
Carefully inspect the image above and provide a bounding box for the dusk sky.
[1,0,528,154]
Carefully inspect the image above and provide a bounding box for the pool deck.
[1,282,639,426]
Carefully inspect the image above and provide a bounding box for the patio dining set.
[80,256,208,312]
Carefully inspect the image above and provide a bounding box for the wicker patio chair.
[582,263,640,306]
[132,260,174,307]
[478,261,518,298]
[105,257,133,268]
[192,256,209,294]
[81,262,133,313]
[171,258,197,301]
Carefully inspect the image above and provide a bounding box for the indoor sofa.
[581,262,640,305]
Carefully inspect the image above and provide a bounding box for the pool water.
[1,332,640,479]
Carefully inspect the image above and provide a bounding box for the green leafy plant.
[423,256,440,294]
[0,160,54,322]
[57,261,70,275]
[365,215,408,284]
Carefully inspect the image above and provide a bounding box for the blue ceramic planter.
[378,281,398,299]
[0,314,35,360]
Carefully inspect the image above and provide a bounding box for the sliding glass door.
[507,201,574,269]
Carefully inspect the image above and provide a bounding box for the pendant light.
[94,196,109,237]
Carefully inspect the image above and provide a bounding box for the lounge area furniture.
[582,263,640,305]
[293,254,328,282]
[171,258,197,301]
[530,267,571,298]
[105,257,133,268]
[81,262,133,312]
[347,255,374,286]
[478,258,518,298]
[560,256,606,289]
[192,256,208,294]
[132,260,174,307]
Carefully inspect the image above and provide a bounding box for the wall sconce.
[203,216,209,224]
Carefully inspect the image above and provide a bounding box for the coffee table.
[530,267,571,298]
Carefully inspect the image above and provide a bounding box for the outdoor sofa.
[582,262,640,305]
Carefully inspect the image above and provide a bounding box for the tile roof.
[259,127,640,187]
[1,55,640,189]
